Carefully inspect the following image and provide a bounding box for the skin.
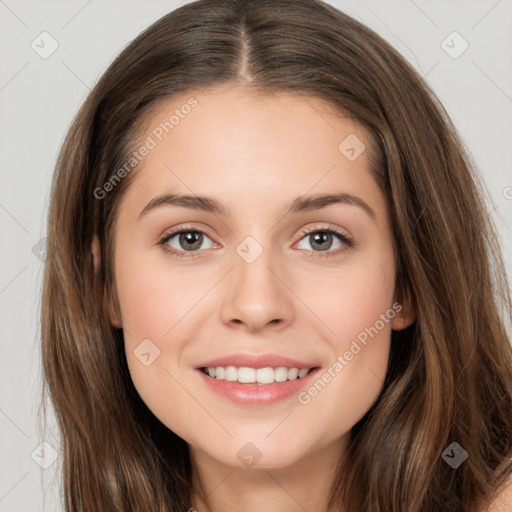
[92,85,415,512]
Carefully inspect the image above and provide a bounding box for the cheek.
[114,252,206,430]
[296,248,396,409]
[114,250,194,340]
[305,248,396,345]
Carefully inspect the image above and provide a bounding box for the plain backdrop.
[0,1,511,510]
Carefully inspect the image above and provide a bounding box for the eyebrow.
[137,191,376,221]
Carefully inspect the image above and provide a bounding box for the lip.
[194,353,318,370]
[195,366,321,407]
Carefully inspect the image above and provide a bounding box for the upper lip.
[195,353,319,370]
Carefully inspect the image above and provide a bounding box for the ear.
[391,285,416,331]
[91,235,123,328]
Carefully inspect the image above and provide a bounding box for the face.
[101,85,412,472]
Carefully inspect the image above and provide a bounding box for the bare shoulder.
[482,473,512,512]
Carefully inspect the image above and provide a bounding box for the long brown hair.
[40,0,512,510]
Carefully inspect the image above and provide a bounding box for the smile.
[196,366,321,407]
[200,366,314,385]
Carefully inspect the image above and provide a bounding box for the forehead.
[118,85,384,220]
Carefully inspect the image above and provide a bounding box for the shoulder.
[483,473,512,512]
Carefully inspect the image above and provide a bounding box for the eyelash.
[157,224,355,259]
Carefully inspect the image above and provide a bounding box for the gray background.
[1,1,511,510]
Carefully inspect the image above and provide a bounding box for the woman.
[40,0,512,510]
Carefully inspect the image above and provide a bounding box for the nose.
[219,247,295,333]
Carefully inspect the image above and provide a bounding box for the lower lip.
[196,367,320,407]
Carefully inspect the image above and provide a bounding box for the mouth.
[196,364,321,406]
[198,365,320,386]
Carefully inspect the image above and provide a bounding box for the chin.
[205,437,309,471]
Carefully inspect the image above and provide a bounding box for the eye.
[294,225,355,258]
[158,226,216,258]
[158,224,355,259]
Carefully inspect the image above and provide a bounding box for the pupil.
[180,231,202,251]
[311,232,331,251]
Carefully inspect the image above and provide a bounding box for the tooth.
[238,367,256,383]
[225,366,238,381]
[274,367,288,382]
[287,368,298,380]
[208,366,312,383]
[256,367,275,384]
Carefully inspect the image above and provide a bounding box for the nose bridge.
[219,233,294,331]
